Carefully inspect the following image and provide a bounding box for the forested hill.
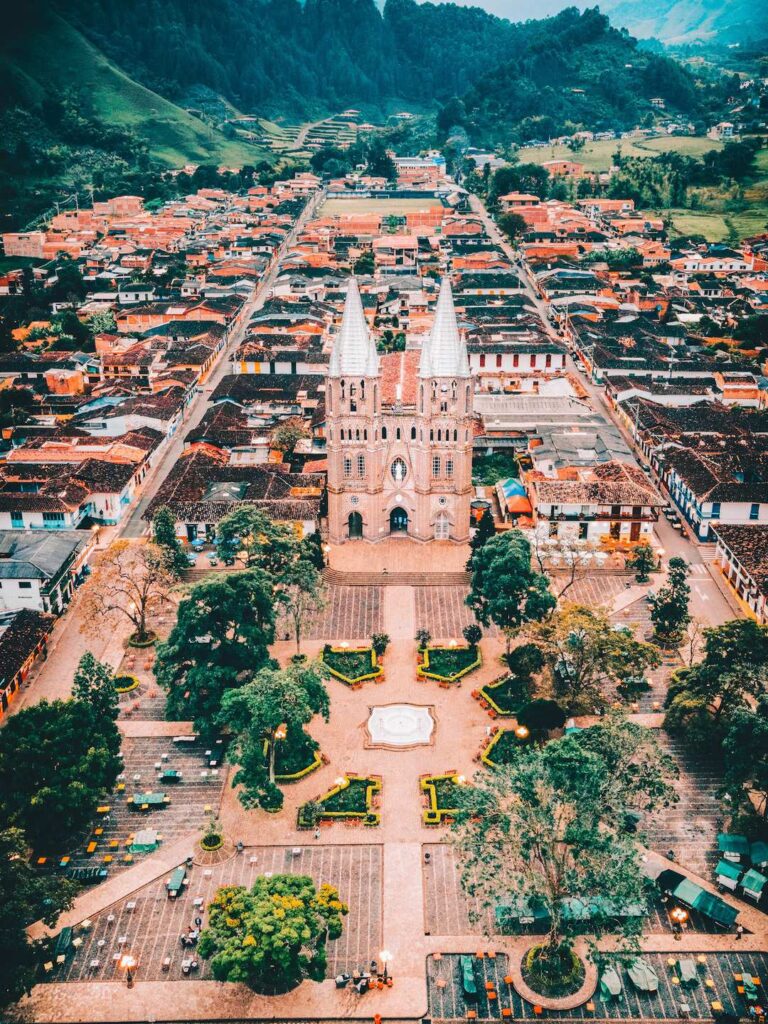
[47,0,701,126]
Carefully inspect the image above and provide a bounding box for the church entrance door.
[348,511,363,539]
[390,507,408,534]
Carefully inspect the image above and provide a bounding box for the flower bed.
[421,772,462,826]
[476,674,529,717]
[270,728,323,783]
[418,644,481,683]
[481,729,523,767]
[200,833,224,852]
[321,646,382,685]
[521,944,585,999]
[127,632,156,648]
[297,774,381,829]
[114,674,140,694]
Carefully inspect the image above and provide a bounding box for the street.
[121,188,325,538]
[469,191,739,626]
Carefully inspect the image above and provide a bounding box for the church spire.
[419,276,470,378]
[328,277,379,378]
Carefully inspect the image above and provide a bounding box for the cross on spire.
[419,276,470,378]
[328,277,379,378]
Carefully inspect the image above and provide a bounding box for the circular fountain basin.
[366,704,435,749]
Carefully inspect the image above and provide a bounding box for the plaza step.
[323,567,470,587]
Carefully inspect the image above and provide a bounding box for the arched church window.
[360,379,365,400]
[391,457,407,483]
[411,426,416,440]
[432,456,441,477]
[356,429,360,441]
[357,454,366,477]
[343,457,352,478]
[454,429,458,442]
[363,429,368,441]
[349,383,357,412]
[396,428,401,441]
[446,458,454,478]
[382,425,387,440]
[440,401,448,413]
[341,380,346,400]
[452,380,457,400]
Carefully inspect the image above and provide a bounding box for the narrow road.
[121,188,325,538]
[469,191,738,624]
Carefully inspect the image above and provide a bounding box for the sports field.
[319,197,443,216]
[518,135,723,172]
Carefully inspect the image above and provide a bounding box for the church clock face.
[391,457,407,483]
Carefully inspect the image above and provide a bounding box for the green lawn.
[319,197,443,216]
[321,647,380,683]
[421,645,480,681]
[3,13,267,167]
[479,674,530,716]
[518,136,723,173]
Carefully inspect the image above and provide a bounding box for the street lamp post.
[380,949,392,983]
[119,953,137,988]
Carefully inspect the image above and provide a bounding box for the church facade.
[325,276,474,544]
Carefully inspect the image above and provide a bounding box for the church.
[325,276,474,544]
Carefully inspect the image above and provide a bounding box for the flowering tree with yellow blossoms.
[198,875,348,992]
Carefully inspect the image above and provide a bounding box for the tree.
[468,508,496,565]
[649,557,690,643]
[625,542,657,583]
[152,506,188,578]
[467,530,555,654]
[299,530,326,571]
[517,698,566,742]
[416,628,432,650]
[199,875,347,992]
[572,713,678,814]
[463,623,483,647]
[0,700,121,849]
[722,699,768,818]
[277,559,326,654]
[353,249,375,275]
[0,829,77,1008]
[497,212,527,243]
[371,632,390,657]
[270,417,310,456]
[79,541,173,644]
[665,620,768,734]
[215,506,300,576]
[87,309,116,334]
[527,605,661,714]
[453,738,654,960]
[217,661,329,810]
[155,569,276,734]
[72,652,119,721]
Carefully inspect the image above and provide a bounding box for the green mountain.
[0,7,265,167]
[595,0,768,45]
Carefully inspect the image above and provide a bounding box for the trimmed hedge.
[297,774,381,829]
[321,646,382,685]
[418,644,481,683]
[114,674,140,694]
[267,728,323,783]
[481,729,524,767]
[478,674,529,716]
[421,772,462,826]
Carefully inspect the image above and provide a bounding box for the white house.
[0,531,89,615]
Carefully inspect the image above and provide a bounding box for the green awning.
[741,869,767,896]
[671,877,739,927]
[751,842,768,867]
[718,833,749,856]
[715,860,743,883]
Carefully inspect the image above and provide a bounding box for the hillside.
[590,0,768,45]
[0,8,266,167]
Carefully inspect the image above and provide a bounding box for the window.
[479,353,486,368]
[711,502,721,520]
[578,522,589,540]
[396,428,401,441]
[549,521,559,538]
[496,354,502,368]
[530,355,537,368]
[391,458,407,482]
[445,459,454,478]
[750,503,760,521]
[440,401,448,413]
[349,383,357,412]
[432,456,441,477]
[343,457,352,478]
[434,513,450,540]
[43,512,65,526]
[545,354,552,368]
[513,354,519,368]
[357,454,366,477]
[11,512,23,527]
[381,425,387,440]
[18,581,32,590]
[410,426,416,440]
